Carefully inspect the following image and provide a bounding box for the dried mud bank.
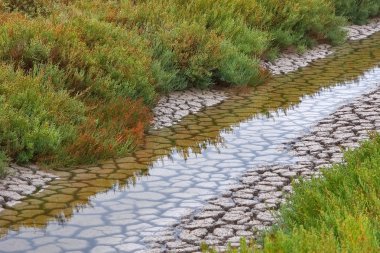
[344,18,380,41]
[0,165,56,210]
[153,18,380,130]
[262,18,380,75]
[151,89,227,129]
[150,87,380,252]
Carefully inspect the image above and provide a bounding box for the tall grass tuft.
[333,0,380,24]
[0,151,8,178]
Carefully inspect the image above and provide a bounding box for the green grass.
[333,0,380,24]
[0,150,8,178]
[0,0,378,167]
[203,133,380,253]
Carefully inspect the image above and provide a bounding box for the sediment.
[0,164,57,210]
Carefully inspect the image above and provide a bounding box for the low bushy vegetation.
[0,0,378,166]
[333,0,380,24]
[0,63,151,165]
[203,133,380,252]
[0,65,85,163]
[0,150,8,178]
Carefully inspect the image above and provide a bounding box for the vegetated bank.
[202,133,380,253]
[0,0,378,170]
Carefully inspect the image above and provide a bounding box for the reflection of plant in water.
[261,109,272,118]
[55,212,68,226]
[173,135,227,160]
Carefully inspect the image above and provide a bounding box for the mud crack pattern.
[151,88,380,252]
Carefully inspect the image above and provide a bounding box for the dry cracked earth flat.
[0,165,56,211]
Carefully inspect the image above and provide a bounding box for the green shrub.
[217,41,261,86]
[332,0,380,24]
[151,41,188,93]
[0,151,8,178]
[258,0,346,47]
[155,21,222,89]
[1,0,51,17]
[0,13,156,104]
[0,63,152,165]
[261,215,379,253]
[0,65,85,163]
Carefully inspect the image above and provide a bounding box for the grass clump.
[0,151,8,178]
[203,133,380,252]
[1,0,52,17]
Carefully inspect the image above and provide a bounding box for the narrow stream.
[0,33,380,253]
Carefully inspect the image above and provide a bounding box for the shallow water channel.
[1,33,380,252]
